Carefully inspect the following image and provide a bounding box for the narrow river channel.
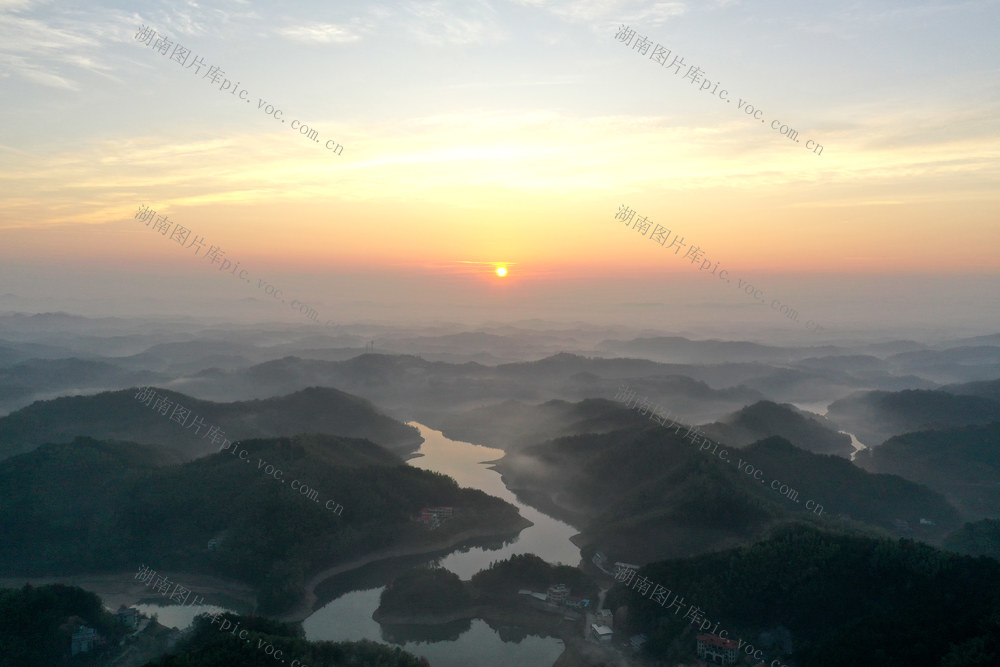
[301,423,583,667]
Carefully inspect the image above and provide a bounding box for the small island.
[374,554,628,666]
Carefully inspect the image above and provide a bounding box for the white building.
[546,583,570,604]
[590,624,613,643]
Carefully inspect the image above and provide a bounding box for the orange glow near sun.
[496,266,507,277]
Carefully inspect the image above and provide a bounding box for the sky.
[1,0,999,337]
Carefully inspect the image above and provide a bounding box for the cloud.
[403,0,505,46]
[0,11,100,90]
[0,0,45,11]
[515,0,686,27]
[277,22,367,44]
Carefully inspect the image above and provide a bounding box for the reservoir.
[302,423,581,666]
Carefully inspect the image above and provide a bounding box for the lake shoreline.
[279,512,533,623]
[373,601,628,667]
[0,571,257,613]
[0,518,532,626]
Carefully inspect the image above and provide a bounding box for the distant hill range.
[856,421,1000,520]
[943,378,1000,404]
[0,357,166,415]
[827,388,1000,446]
[168,352,770,425]
[0,386,422,462]
[595,335,832,364]
[599,335,1000,383]
[167,349,997,426]
[699,400,854,457]
[883,345,1000,383]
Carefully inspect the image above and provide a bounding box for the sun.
[495,266,507,277]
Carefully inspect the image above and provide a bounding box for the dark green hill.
[437,397,649,451]
[0,385,422,462]
[375,555,600,621]
[744,436,960,536]
[495,425,961,564]
[496,426,791,563]
[945,378,1000,403]
[826,388,1000,446]
[469,553,598,600]
[855,422,1000,519]
[0,583,127,665]
[0,434,523,613]
[610,523,1000,666]
[944,519,1000,560]
[146,612,430,666]
[700,400,854,457]
[379,567,471,616]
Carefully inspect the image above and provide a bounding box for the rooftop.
[697,633,739,650]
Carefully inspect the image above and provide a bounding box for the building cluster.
[696,633,740,665]
[547,583,590,609]
[416,506,454,529]
[69,606,142,656]
[518,583,591,610]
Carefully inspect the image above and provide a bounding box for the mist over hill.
[493,421,960,564]
[1,309,998,666]
[699,400,854,457]
[827,388,1000,446]
[0,386,422,462]
[856,422,1000,519]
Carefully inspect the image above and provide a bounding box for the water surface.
[303,423,580,666]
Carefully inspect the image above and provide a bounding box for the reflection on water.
[303,587,384,641]
[303,423,578,666]
[393,620,564,667]
[405,423,581,578]
[382,618,472,644]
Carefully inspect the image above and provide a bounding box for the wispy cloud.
[0,8,106,90]
[4,101,998,233]
[516,0,686,27]
[403,0,505,46]
[277,21,368,44]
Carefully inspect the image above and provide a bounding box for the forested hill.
[147,612,430,666]
[0,385,422,462]
[699,400,853,457]
[0,433,523,613]
[827,388,1000,446]
[496,425,961,564]
[856,421,1000,519]
[611,523,1000,666]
